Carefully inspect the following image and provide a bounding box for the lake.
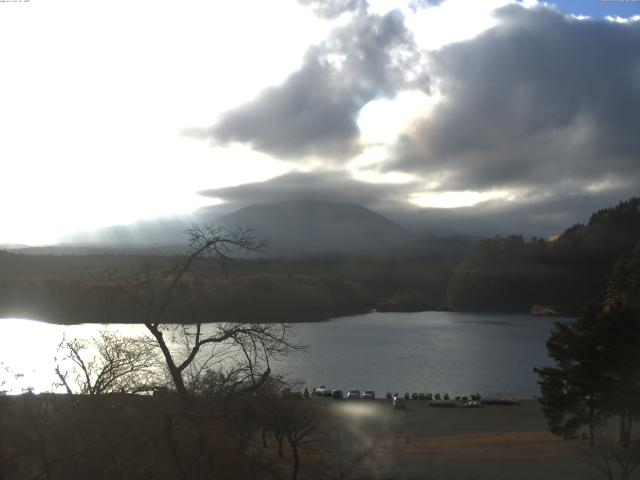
[0,311,560,397]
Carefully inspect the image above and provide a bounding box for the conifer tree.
[537,242,640,445]
[535,307,611,445]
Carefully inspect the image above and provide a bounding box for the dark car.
[332,389,343,399]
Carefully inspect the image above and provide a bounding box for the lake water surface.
[0,311,560,397]
[278,311,559,398]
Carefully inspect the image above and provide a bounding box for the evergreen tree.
[535,307,611,445]
[606,251,631,305]
[627,242,640,303]
[600,305,640,446]
[536,243,640,446]
[605,241,640,309]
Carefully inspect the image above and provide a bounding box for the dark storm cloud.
[190,5,426,160]
[389,5,640,194]
[196,170,638,237]
[192,4,639,237]
[198,170,417,212]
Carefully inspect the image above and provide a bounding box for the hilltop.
[213,201,412,256]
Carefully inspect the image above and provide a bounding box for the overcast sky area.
[1,0,639,244]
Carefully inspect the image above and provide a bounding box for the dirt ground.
[320,399,601,480]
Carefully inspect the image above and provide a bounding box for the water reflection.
[0,319,148,393]
[0,312,558,397]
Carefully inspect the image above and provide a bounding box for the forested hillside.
[0,250,454,323]
[447,198,640,313]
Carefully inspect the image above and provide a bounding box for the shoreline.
[0,308,571,326]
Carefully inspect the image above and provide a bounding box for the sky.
[1,0,639,245]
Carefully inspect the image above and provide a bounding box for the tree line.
[448,197,640,313]
[0,247,459,324]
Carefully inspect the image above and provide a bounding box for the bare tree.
[581,438,640,480]
[278,399,324,480]
[54,329,161,397]
[250,380,291,457]
[94,225,302,480]
[98,225,299,400]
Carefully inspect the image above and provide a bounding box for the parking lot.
[318,399,599,480]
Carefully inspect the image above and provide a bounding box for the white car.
[312,386,332,398]
[346,389,361,399]
[362,390,376,400]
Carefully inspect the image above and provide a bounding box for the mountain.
[24,201,420,257]
[23,200,478,259]
[0,244,29,250]
[213,201,413,256]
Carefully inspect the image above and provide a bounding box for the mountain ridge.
[213,200,413,256]
[39,201,417,257]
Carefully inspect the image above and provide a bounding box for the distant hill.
[213,201,412,256]
[21,201,477,262]
[45,201,417,257]
[447,197,640,313]
[0,244,29,250]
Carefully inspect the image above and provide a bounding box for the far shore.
[0,307,573,326]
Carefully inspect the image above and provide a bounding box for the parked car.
[346,389,361,399]
[362,390,375,400]
[312,386,331,398]
[332,390,343,400]
[393,396,406,410]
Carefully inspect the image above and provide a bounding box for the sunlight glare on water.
[0,312,559,396]
[0,319,148,394]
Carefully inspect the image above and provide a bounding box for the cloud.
[197,169,638,238]
[190,6,426,160]
[198,170,417,213]
[297,0,363,19]
[193,3,640,238]
[388,5,640,196]
[397,183,640,237]
[408,0,445,10]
